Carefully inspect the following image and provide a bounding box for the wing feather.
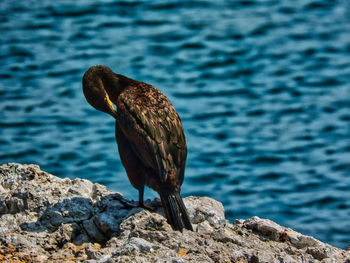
[116,85,186,183]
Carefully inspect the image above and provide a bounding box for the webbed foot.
[139,197,162,211]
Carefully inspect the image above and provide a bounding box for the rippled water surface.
[1,0,350,248]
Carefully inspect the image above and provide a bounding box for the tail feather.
[174,192,193,231]
[160,190,193,232]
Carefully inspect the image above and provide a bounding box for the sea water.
[1,0,349,248]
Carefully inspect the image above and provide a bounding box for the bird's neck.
[115,74,139,88]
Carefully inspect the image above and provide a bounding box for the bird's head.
[82,65,119,118]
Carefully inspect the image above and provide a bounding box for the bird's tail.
[159,190,193,232]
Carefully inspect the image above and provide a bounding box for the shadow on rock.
[19,193,138,246]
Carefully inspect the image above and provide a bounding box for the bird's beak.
[105,95,118,119]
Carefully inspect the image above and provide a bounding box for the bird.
[82,65,193,232]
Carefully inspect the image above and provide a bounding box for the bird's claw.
[112,194,162,211]
[140,198,162,211]
[112,194,138,208]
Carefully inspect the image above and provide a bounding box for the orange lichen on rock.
[178,248,188,256]
[0,242,37,263]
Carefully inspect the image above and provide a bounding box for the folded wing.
[116,84,187,184]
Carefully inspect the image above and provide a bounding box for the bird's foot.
[139,198,162,211]
[112,194,138,209]
[112,194,162,211]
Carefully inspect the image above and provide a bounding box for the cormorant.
[82,65,193,232]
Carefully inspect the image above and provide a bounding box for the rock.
[184,196,226,226]
[83,218,107,243]
[1,163,350,262]
[244,216,284,241]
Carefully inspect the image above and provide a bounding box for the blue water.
[1,0,350,248]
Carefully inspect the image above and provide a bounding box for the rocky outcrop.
[0,163,349,262]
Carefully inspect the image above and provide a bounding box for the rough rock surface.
[0,163,349,263]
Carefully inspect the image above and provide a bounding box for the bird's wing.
[116,85,187,183]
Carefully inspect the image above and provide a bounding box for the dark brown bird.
[82,65,193,232]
